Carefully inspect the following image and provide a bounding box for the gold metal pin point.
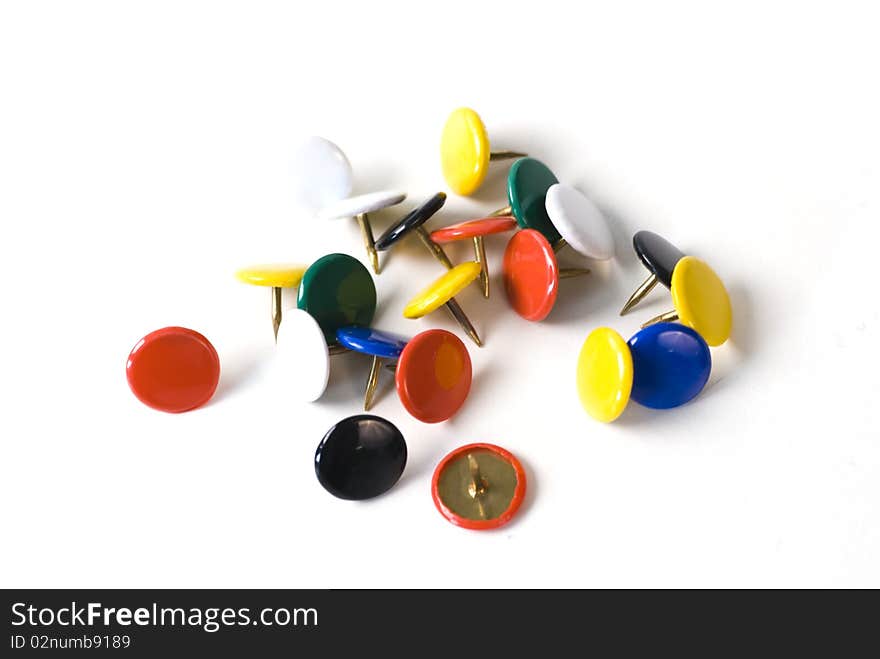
[356,213,381,275]
[414,225,454,269]
[489,150,528,161]
[641,309,679,328]
[473,236,490,298]
[363,355,383,411]
[403,262,484,347]
[620,272,659,316]
[444,298,482,347]
[489,205,513,218]
[559,267,591,279]
[236,264,307,342]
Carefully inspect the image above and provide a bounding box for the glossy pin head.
[403,262,483,347]
[336,326,409,411]
[396,329,472,423]
[373,192,453,271]
[290,136,353,214]
[491,157,562,245]
[619,231,686,315]
[236,263,307,341]
[502,229,590,322]
[440,108,526,196]
[276,309,331,402]
[126,327,220,413]
[432,443,526,530]
[576,327,633,423]
[653,256,732,347]
[577,323,712,422]
[315,414,407,500]
[431,217,518,298]
[545,184,614,260]
[298,134,407,276]
[297,254,376,345]
[628,323,711,409]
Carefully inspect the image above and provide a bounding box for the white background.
[1,1,878,588]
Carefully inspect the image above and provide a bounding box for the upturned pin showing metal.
[430,216,518,298]
[236,264,307,341]
[440,107,527,196]
[502,229,591,322]
[432,443,527,530]
[292,136,406,275]
[403,262,484,347]
[373,192,453,270]
[619,231,686,316]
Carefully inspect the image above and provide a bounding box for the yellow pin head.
[671,256,732,347]
[440,108,490,196]
[576,327,633,423]
[235,264,307,288]
[403,262,482,319]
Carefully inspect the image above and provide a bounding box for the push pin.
[373,192,453,270]
[236,264,307,341]
[276,309,335,403]
[430,216,518,298]
[126,327,220,413]
[619,231,686,316]
[396,329,472,423]
[335,326,409,411]
[403,262,484,347]
[489,157,565,249]
[440,107,527,196]
[292,136,406,275]
[315,414,407,500]
[576,323,712,423]
[432,443,527,530]
[640,255,732,347]
[502,229,591,321]
[296,253,377,346]
[544,183,615,261]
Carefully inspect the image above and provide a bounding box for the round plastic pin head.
[236,263,307,341]
[642,256,732,347]
[431,216,518,298]
[336,326,409,411]
[296,137,406,275]
[290,136,353,214]
[315,414,407,500]
[403,262,483,347]
[544,183,615,260]
[576,327,633,423]
[628,323,711,409]
[502,229,591,322]
[297,253,377,345]
[373,192,454,271]
[440,108,526,196]
[432,443,527,530]
[576,323,712,422]
[396,329,472,423]
[126,327,220,413]
[619,230,686,315]
[490,157,562,245]
[276,309,332,402]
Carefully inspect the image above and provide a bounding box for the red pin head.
[126,327,220,413]
[395,329,472,423]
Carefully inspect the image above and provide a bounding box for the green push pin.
[297,253,377,345]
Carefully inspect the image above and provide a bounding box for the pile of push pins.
[125,107,733,531]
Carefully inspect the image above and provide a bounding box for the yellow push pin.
[640,256,732,347]
[403,262,483,347]
[440,108,527,196]
[236,264,307,341]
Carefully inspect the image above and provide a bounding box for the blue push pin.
[336,326,409,411]
[627,322,711,409]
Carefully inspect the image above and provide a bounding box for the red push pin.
[126,327,220,413]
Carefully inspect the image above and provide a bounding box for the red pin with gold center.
[432,443,527,530]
